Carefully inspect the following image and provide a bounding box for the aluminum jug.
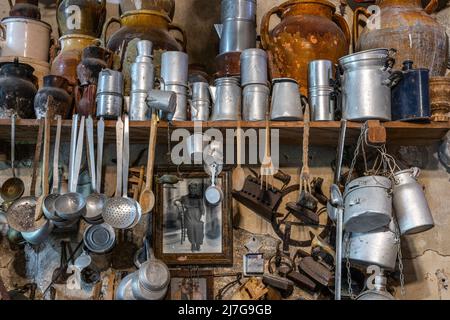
[210,77,241,121]
[339,48,396,122]
[344,176,392,233]
[393,168,434,235]
[271,78,304,121]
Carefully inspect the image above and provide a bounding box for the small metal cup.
[271,78,304,121]
[161,51,189,86]
[308,60,334,88]
[242,84,270,121]
[210,77,241,121]
[240,48,268,86]
[192,82,211,103]
[191,100,210,121]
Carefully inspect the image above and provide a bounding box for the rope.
[300,101,311,194]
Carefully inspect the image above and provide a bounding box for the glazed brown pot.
[77,46,114,86]
[8,0,40,19]
[119,0,175,20]
[57,0,106,38]
[261,0,350,95]
[429,77,450,121]
[34,75,73,119]
[354,0,449,76]
[51,34,101,86]
[103,10,186,59]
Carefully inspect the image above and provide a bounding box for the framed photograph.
[168,269,214,300]
[154,169,233,266]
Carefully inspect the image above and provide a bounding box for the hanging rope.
[299,101,311,194]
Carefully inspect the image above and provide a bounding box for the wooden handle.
[237,120,242,166]
[145,111,159,190]
[425,0,439,14]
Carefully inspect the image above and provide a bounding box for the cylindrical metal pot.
[161,51,188,86]
[391,61,431,122]
[339,49,394,122]
[0,60,37,119]
[240,48,268,86]
[429,76,450,122]
[218,0,256,54]
[271,78,303,121]
[0,17,52,63]
[163,83,188,121]
[393,168,434,235]
[146,89,177,114]
[57,0,106,38]
[210,77,241,121]
[242,84,270,121]
[131,257,170,300]
[344,175,393,233]
[346,220,398,271]
[96,69,124,119]
[191,82,211,103]
[34,75,73,120]
[308,60,336,121]
[308,59,334,88]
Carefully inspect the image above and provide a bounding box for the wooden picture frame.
[154,168,233,266]
[167,269,214,300]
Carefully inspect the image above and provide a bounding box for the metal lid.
[241,48,267,59]
[138,259,170,292]
[272,77,298,85]
[339,48,389,66]
[84,223,116,254]
[345,175,392,195]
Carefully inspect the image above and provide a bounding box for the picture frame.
[154,167,233,266]
[167,269,215,300]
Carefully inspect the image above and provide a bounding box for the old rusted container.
[8,0,40,19]
[261,0,350,95]
[103,10,186,62]
[57,0,106,38]
[429,76,450,121]
[51,34,101,86]
[354,0,449,76]
[34,75,73,119]
[77,45,114,86]
[119,0,175,20]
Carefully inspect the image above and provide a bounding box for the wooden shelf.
[0,119,448,146]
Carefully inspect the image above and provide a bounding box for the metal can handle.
[260,5,283,50]
[101,16,122,48]
[168,23,187,52]
[352,7,371,52]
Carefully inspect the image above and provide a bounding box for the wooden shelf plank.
[0,119,448,146]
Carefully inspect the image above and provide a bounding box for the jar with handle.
[119,0,175,20]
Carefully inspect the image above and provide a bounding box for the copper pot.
[429,76,450,121]
[354,0,448,76]
[57,0,106,38]
[261,0,350,95]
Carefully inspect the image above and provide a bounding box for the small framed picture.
[168,269,214,300]
[154,168,233,266]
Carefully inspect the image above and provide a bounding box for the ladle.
[1,114,25,202]
[35,113,51,221]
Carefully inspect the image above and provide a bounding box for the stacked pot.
[190,82,211,121]
[344,171,434,271]
[160,51,189,121]
[241,49,270,121]
[96,69,124,120]
[308,60,336,121]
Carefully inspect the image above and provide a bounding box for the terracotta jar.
[57,0,106,38]
[429,77,450,121]
[119,0,175,20]
[261,0,350,95]
[34,75,73,119]
[103,10,186,59]
[0,59,37,119]
[77,45,114,86]
[8,0,40,19]
[354,0,448,76]
[51,34,101,86]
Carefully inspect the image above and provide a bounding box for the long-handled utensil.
[232,120,246,191]
[35,112,52,221]
[139,110,158,215]
[260,113,276,189]
[1,114,25,202]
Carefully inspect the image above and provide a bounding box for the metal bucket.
[339,49,393,122]
[161,51,189,86]
[210,77,241,121]
[164,83,188,121]
[271,78,303,121]
[96,69,124,119]
[393,168,434,235]
[243,84,270,121]
[344,176,393,233]
[346,220,398,271]
[240,48,268,86]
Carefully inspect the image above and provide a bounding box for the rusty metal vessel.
[261,0,350,95]
[354,0,449,76]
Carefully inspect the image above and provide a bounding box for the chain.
[393,219,406,297]
[344,232,355,299]
[346,123,368,185]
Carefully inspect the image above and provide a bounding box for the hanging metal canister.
[130,40,155,121]
[356,273,395,300]
[393,168,434,235]
[83,223,116,272]
[210,77,242,121]
[308,60,336,121]
[391,61,431,122]
[346,220,398,271]
[96,69,124,119]
[339,48,396,122]
[344,175,393,233]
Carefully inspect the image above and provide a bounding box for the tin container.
[191,101,210,121]
[161,51,189,86]
[392,61,430,122]
[344,176,393,233]
[210,77,241,121]
[146,89,177,114]
[243,84,270,121]
[96,69,124,119]
[393,168,434,235]
[192,82,211,103]
[164,83,188,121]
[83,223,115,271]
[240,48,268,86]
[271,78,303,121]
[308,60,336,121]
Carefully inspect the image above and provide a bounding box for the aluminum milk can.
[210,77,241,121]
[344,175,393,233]
[356,273,395,300]
[339,48,395,122]
[308,60,336,121]
[96,69,124,119]
[393,168,434,235]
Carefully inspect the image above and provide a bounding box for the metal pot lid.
[6,196,46,233]
[84,223,116,254]
[339,48,389,66]
[138,259,170,292]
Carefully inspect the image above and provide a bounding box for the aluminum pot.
[21,219,54,245]
[164,83,188,121]
[96,69,124,119]
[243,84,270,121]
[0,17,52,62]
[346,220,398,271]
[147,89,177,113]
[339,48,394,122]
[271,78,303,121]
[240,48,268,86]
[191,82,211,103]
[116,273,137,300]
[84,223,116,271]
[161,51,189,86]
[393,168,434,235]
[344,176,392,233]
[191,101,210,121]
[131,256,170,300]
[210,77,241,121]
